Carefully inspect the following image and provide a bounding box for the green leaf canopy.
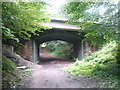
[2,2,50,46]
[63,2,119,46]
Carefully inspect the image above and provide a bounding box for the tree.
[2,2,50,46]
[63,2,119,46]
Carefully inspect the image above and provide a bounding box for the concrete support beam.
[79,42,84,60]
[74,42,84,60]
[33,40,39,62]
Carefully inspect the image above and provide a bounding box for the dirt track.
[23,60,100,88]
[23,49,100,88]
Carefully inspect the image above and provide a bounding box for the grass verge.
[62,41,119,89]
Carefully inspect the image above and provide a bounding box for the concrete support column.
[33,40,39,62]
[80,42,84,59]
[74,42,84,60]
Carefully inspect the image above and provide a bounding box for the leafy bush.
[41,40,73,58]
[62,41,119,89]
[2,55,32,88]
[2,2,50,46]
[2,56,16,72]
[2,55,19,88]
[63,2,118,46]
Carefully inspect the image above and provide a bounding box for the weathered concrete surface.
[32,29,85,62]
[15,20,98,62]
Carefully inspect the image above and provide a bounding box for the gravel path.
[23,60,100,88]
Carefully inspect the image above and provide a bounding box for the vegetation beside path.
[62,2,119,89]
[2,48,32,88]
[41,40,73,58]
[2,1,119,89]
[62,41,119,89]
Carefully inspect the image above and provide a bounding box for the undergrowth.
[2,55,20,88]
[49,42,73,58]
[62,41,119,89]
[2,55,32,88]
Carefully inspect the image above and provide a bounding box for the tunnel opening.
[32,30,85,63]
[39,40,74,63]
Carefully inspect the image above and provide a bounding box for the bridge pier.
[73,42,84,60]
[32,40,40,62]
[32,40,85,62]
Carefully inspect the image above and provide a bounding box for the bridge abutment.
[15,40,97,62]
[73,42,85,60]
[32,40,40,62]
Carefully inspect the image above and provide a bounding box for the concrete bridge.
[16,19,94,62]
[31,19,85,62]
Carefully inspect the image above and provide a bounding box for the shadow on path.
[23,49,100,88]
[24,60,99,88]
[39,49,73,63]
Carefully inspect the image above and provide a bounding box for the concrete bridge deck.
[32,19,85,62]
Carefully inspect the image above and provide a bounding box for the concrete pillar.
[73,42,84,60]
[33,40,39,62]
[80,42,84,59]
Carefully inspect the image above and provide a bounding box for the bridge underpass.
[21,19,100,88]
[32,19,85,62]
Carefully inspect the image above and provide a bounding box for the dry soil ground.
[23,61,100,88]
[23,49,100,88]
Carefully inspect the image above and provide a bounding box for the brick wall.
[16,40,33,61]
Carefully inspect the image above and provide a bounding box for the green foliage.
[2,55,18,88]
[49,45,72,58]
[2,2,50,46]
[41,40,73,58]
[63,2,119,46]
[2,55,32,88]
[63,2,93,20]
[2,55,16,73]
[62,41,119,88]
[2,24,19,42]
